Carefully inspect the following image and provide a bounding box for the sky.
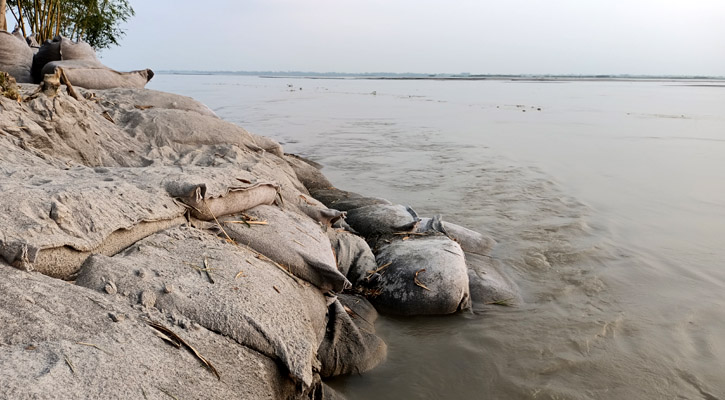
[9,0,725,76]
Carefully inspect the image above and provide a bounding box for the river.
[149,75,725,399]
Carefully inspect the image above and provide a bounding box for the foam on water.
[150,75,725,399]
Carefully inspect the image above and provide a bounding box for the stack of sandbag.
[75,226,330,390]
[0,259,303,399]
[0,30,34,83]
[218,205,350,293]
[417,215,522,308]
[317,294,388,377]
[303,181,522,314]
[33,36,153,89]
[0,160,282,279]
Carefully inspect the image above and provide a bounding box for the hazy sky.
[30,1,725,75]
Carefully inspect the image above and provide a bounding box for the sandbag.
[466,253,523,308]
[74,226,328,390]
[371,236,471,315]
[95,87,218,117]
[417,215,496,256]
[0,262,301,399]
[221,205,350,292]
[345,204,420,238]
[299,203,345,227]
[42,60,153,89]
[317,295,387,377]
[31,36,61,82]
[285,154,333,190]
[164,174,279,221]
[311,187,392,211]
[327,229,377,285]
[0,165,186,278]
[0,31,33,83]
[59,38,98,61]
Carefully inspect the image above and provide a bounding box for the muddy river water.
[150,75,725,399]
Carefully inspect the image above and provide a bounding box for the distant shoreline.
[156,71,725,83]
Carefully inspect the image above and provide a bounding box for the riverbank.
[0,75,519,398]
[145,75,725,399]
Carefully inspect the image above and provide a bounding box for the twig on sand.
[222,220,268,226]
[184,261,218,284]
[63,354,76,375]
[295,226,320,243]
[156,386,179,400]
[414,269,431,291]
[203,257,215,284]
[253,252,305,286]
[76,342,113,356]
[202,199,236,246]
[57,67,82,101]
[235,270,245,279]
[343,305,357,319]
[146,320,220,380]
[100,110,115,124]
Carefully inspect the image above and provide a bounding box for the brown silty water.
[151,75,725,399]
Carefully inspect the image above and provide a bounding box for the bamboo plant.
[5,0,133,50]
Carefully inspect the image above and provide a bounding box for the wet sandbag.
[371,236,471,315]
[317,295,387,377]
[163,172,279,221]
[0,262,300,400]
[345,204,420,238]
[220,205,350,292]
[31,36,61,82]
[327,229,377,285]
[42,60,153,89]
[0,31,33,83]
[310,187,392,212]
[74,226,328,390]
[466,253,523,308]
[417,215,496,256]
[285,154,333,190]
[298,203,345,228]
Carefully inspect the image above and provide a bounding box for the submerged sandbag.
[466,253,523,308]
[310,187,392,211]
[0,262,300,399]
[317,295,387,377]
[327,229,377,285]
[371,236,471,316]
[74,226,328,389]
[0,31,34,83]
[417,215,497,256]
[345,204,420,238]
[42,60,153,89]
[221,205,350,292]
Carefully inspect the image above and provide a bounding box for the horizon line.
[154,70,725,80]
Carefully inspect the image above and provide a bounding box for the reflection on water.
[150,75,725,399]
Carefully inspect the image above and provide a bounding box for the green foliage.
[6,0,134,50]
